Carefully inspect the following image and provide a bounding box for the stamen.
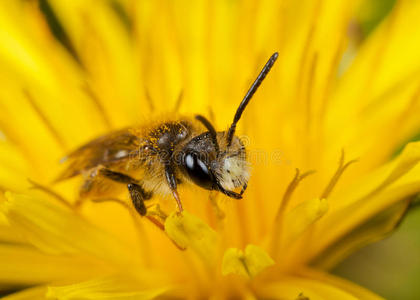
[270,169,315,256]
[221,245,274,279]
[320,150,358,199]
[148,204,169,221]
[276,169,316,222]
[165,211,218,256]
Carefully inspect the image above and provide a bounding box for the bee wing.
[56,128,141,182]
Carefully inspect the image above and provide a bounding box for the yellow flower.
[1,0,420,299]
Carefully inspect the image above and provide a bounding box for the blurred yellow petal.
[327,0,420,166]
[0,224,24,243]
[0,1,107,152]
[0,141,28,176]
[257,276,360,300]
[0,141,30,192]
[1,286,47,300]
[46,277,168,300]
[0,244,108,285]
[0,203,22,242]
[309,141,420,262]
[0,90,64,179]
[1,192,136,267]
[222,244,274,279]
[47,0,147,128]
[312,201,409,270]
[296,268,384,300]
[257,268,383,299]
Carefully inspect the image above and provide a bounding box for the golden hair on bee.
[56,52,278,216]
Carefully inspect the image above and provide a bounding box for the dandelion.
[1,0,420,299]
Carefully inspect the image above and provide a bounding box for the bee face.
[181,132,249,198]
[181,132,218,190]
[183,150,215,190]
[213,135,249,193]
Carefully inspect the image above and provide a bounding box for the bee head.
[182,52,278,199]
[181,126,249,199]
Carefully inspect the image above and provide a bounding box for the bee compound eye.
[183,152,214,190]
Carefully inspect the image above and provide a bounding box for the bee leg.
[98,168,138,184]
[98,168,152,216]
[75,167,123,209]
[127,183,152,216]
[240,182,248,196]
[74,177,96,209]
[164,164,184,213]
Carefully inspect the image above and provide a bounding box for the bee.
[56,53,278,216]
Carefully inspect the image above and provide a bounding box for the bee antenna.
[226,52,278,146]
[195,114,219,153]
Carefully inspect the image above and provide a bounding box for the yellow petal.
[296,268,384,300]
[0,244,108,285]
[310,141,420,262]
[311,201,409,270]
[377,141,420,190]
[1,286,47,300]
[0,1,107,153]
[0,202,19,242]
[0,141,28,176]
[164,211,218,265]
[327,0,420,166]
[1,192,137,268]
[337,0,420,105]
[0,89,64,179]
[0,225,23,243]
[48,0,147,128]
[257,278,359,300]
[256,269,383,300]
[329,141,420,212]
[222,244,274,279]
[46,277,168,300]
[0,141,30,192]
[133,1,183,111]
